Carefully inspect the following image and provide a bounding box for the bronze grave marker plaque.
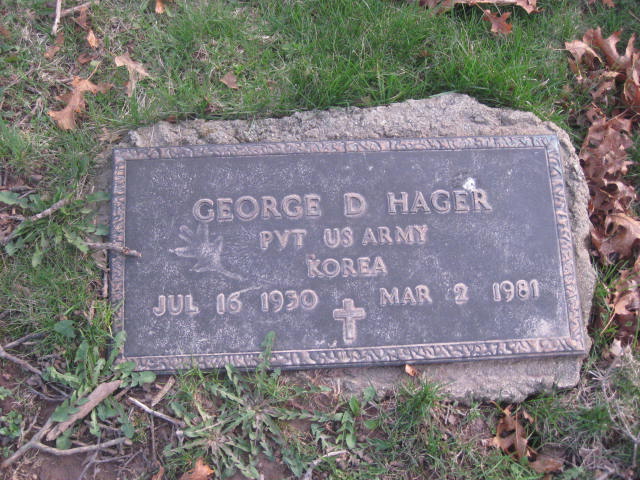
[110,136,585,371]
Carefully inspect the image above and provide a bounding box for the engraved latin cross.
[333,298,366,345]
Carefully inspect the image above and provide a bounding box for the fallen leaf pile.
[486,406,563,476]
[417,0,539,34]
[566,28,640,343]
[42,6,151,129]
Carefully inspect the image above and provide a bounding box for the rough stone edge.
[101,93,596,403]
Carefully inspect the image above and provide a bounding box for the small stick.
[33,437,128,456]
[3,332,44,350]
[52,0,63,35]
[86,242,142,258]
[61,0,99,17]
[2,197,74,245]
[1,418,53,469]
[127,397,185,428]
[0,344,43,376]
[29,197,72,222]
[302,450,347,480]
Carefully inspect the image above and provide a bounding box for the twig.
[302,450,347,480]
[86,242,142,258]
[30,197,72,222]
[2,197,74,245]
[127,397,185,427]
[33,437,128,456]
[46,380,123,441]
[1,417,54,469]
[52,0,63,35]
[0,344,43,376]
[24,385,69,402]
[3,332,44,350]
[61,1,99,17]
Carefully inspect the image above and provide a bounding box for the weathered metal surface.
[110,136,585,371]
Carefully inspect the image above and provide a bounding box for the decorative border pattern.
[110,135,586,371]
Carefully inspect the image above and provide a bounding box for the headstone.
[109,94,595,402]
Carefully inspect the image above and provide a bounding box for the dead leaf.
[601,213,640,260]
[530,454,564,473]
[584,28,632,71]
[179,458,214,480]
[48,76,113,130]
[151,466,165,480]
[220,71,239,89]
[513,416,528,460]
[623,52,640,111]
[482,10,512,35]
[404,364,419,377]
[44,32,64,59]
[86,29,99,49]
[114,53,150,96]
[151,376,175,406]
[490,406,532,461]
[565,39,602,68]
[74,7,90,30]
[46,380,122,441]
[0,23,10,39]
[420,0,537,14]
[77,52,98,65]
[155,0,174,14]
[608,338,624,357]
[513,0,539,14]
[589,0,615,6]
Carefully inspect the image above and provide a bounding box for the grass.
[1,0,640,478]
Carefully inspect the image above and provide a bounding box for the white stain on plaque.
[462,177,476,191]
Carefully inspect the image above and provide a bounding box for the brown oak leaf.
[220,71,239,89]
[155,0,174,14]
[482,10,512,35]
[114,53,150,96]
[151,466,165,480]
[74,7,90,30]
[565,39,602,68]
[404,364,419,377]
[623,52,640,111]
[86,29,99,49]
[610,269,640,339]
[490,406,535,461]
[513,0,539,14]
[179,458,214,480]
[77,52,98,65]
[48,76,112,130]
[0,23,10,39]
[599,213,640,260]
[583,28,633,71]
[44,32,64,59]
[530,455,564,473]
[588,0,615,8]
